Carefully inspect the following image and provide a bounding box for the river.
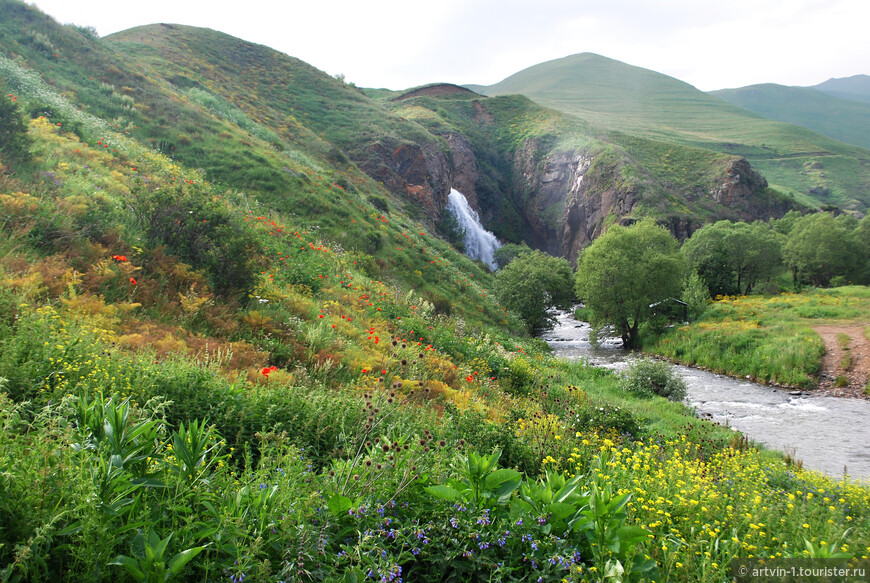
[543,310,870,481]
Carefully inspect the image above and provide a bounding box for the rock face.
[505,140,791,263]
[362,139,452,217]
[353,124,791,261]
[711,158,766,206]
[445,133,480,209]
[511,141,638,262]
[356,133,483,219]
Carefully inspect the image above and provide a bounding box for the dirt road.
[813,324,870,398]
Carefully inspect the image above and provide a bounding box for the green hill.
[811,74,870,103]
[471,53,870,213]
[711,83,870,150]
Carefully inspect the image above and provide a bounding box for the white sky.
[26,0,870,92]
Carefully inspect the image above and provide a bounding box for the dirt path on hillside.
[813,325,870,399]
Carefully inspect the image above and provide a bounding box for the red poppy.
[129,278,137,285]
[112,255,127,262]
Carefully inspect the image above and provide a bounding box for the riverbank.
[642,287,870,394]
[545,309,870,480]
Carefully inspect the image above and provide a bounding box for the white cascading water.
[445,189,502,270]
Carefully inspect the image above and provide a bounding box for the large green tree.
[681,220,782,296]
[783,212,863,287]
[493,249,574,333]
[575,219,684,348]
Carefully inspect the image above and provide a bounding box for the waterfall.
[445,188,502,270]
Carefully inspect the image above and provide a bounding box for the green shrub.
[619,358,687,401]
[133,185,261,298]
[443,406,540,476]
[0,89,32,166]
[569,403,641,438]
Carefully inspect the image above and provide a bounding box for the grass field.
[644,287,870,388]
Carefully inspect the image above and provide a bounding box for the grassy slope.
[105,24,446,167]
[711,83,870,151]
[473,53,870,212]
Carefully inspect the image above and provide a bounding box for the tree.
[493,242,532,269]
[681,220,782,296]
[681,271,710,321]
[493,249,574,334]
[783,212,862,287]
[575,219,684,348]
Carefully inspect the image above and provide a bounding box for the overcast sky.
[27,0,869,92]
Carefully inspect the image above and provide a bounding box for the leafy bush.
[681,270,709,321]
[0,90,32,166]
[493,250,574,334]
[619,358,687,401]
[133,185,261,298]
[569,404,641,438]
[443,407,540,476]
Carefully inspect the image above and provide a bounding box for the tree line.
[494,211,870,346]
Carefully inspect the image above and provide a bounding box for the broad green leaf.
[510,498,531,518]
[424,484,461,502]
[483,468,521,491]
[327,494,353,516]
[629,555,659,577]
[167,546,206,576]
[153,532,172,560]
[554,475,583,503]
[548,502,578,521]
[495,477,522,504]
[616,525,651,546]
[609,492,632,514]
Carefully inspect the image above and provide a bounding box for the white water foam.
[445,189,501,270]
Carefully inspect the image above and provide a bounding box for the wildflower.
[129,277,137,285]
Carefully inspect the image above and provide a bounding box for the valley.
[1,1,869,581]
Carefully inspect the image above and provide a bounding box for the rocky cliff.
[510,142,637,262]
[500,140,793,263]
[362,139,452,217]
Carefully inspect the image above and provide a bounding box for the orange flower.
[129,277,137,285]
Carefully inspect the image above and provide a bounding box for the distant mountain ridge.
[711,79,870,150]
[811,74,870,103]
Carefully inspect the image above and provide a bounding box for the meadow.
[644,287,870,389]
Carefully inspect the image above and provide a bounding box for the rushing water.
[543,310,870,480]
[445,189,501,270]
